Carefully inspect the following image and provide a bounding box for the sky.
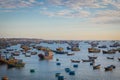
[0,0,120,40]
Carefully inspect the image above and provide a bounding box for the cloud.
[0,0,119,24]
[47,0,104,10]
[29,0,36,3]
[90,16,120,24]
[90,10,120,24]
[101,0,120,9]
[0,0,43,9]
[47,0,120,10]
[96,10,120,17]
[40,0,120,24]
[41,9,90,18]
[0,0,120,9]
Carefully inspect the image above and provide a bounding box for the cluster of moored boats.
[0,40,120,80]
[0,54,25,68]
[54,54,120,80]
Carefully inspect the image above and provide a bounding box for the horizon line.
[0,37,119,41]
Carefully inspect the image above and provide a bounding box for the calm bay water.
[0,41,120,80]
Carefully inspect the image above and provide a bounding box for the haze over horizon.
[0,0,120,40]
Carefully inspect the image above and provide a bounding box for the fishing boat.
[38,51,53,60]
[107,57,114,59]
[88,48,100,53]
[38,54,44,60]
[25,53,31,57]
[52,50,68,54]
[31,52,37,55]
[7,62,25,68]
[103,50,116,54]
[44,51,53,60]
[0,54,8,64]
[69,71,75,75]
[88,56,97,60]
[90,62,95,66]
[104,66,113,71]
[7,59,25,68]
[56,47,63,52]
[67,53,74,56]
[71,59,80,63]
[1,76,8,80]
[116,48,120,52]
[98,45,107,48]
[0,58,8,64]
[90,42,99,47]
[71,47,80,51]
[55,73,61,77]
[93,64,101,69]
[110,44,118,47]
[11,51,20,56]
[104,65,115,71]
[110,65,116,69]
[82,59,93,62]
[66,47,71,50]
[65,68,71,72]
[21,45,30,52]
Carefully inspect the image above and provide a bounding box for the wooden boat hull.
[88,56,97,60]
[93,64,101,69]
[67,53,74,56]
[105,67,113,71]
[7,63,25,68]
[103,50,116,54]
[88,48,100,53]
[52,50,68,54]
[71,59,80,63]
[107,57,114,59]
[82,59,92,62]
[104,65,115,71]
